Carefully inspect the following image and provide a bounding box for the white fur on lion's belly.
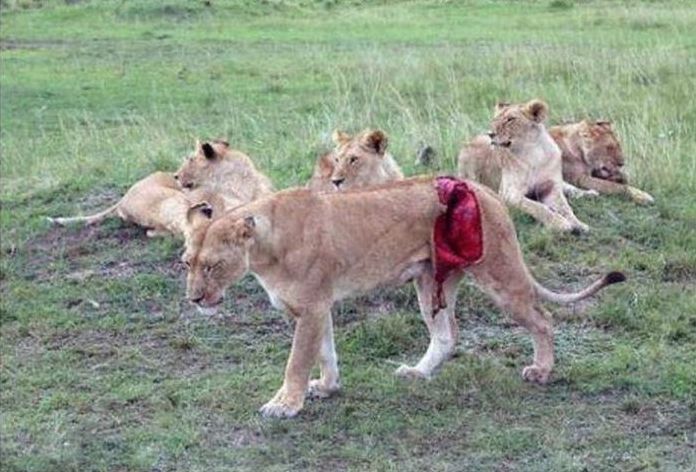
[197,306,219,317]
[253,273,284,310]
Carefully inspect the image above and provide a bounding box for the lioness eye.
[350,156,358,164]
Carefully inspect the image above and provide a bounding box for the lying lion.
[458,99,592,233]
[48,171,228,242]
[183,176,624,418]
[175,139,273,202]
[549,120,655,204]
[307,129,404,191]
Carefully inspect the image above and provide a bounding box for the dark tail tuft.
[605,271,626,285]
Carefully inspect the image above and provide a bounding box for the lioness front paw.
[522,364,551,384]
[629,188,655,205]
[394,364,429,380]
[307,379,340,399]
[259,398,302,418]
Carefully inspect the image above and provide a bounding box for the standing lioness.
[184,177,624,418]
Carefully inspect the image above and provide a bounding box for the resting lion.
[306,129,404,191]
[549,120,655,205]
[48,171,228,242]
[175,139,273,203]
[458,99,592,233]
[184,176,624,418]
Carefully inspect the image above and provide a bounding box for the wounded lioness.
[306,129,404,191]
[458,99,592,233]
[184,176,624,418]
[549,120,655,204]
[48,171,229,242]
[175,139,273,202]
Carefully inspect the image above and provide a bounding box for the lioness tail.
[535,271,626,304]
[47,202,120,226]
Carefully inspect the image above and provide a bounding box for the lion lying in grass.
[458,99,592,233]
[183,176,624,418]
[307,129,404,191]
[175,139,273,202]
[48,171,228,241]
[549,120,655,204]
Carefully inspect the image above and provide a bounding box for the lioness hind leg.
[469,264,555,384]
[395,273,460,379]
[307,313,340,399]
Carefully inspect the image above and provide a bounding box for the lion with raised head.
[307,129,404,191]
[458,99,593,233]
[183,176,624,418]
[175,139,273,203]
[549,120,654,204]
[48,171,229,244]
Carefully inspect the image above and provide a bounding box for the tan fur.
[549,120,654,205]
[184,177,624,418]
[175,139,274,203]
[458,99,591,233]
[48,172,229,245]
[307,129,404,191]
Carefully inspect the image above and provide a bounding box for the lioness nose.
[332,178,345,188]
[173,174,179,180]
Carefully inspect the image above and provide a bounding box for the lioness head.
[183,215,256,315]
[329,129,390,190]
[174,139,230,190]
[488,99,549,151]
[577,120,626,183]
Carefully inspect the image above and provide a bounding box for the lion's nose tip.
[332,178,345,188]
[173,174,179,180]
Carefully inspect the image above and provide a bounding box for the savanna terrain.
[1,0,694,470]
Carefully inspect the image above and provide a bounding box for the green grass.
[1,1,695,470]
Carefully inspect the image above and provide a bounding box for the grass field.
[1,0,695,470]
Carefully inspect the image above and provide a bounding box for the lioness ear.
[523,99,549,123]
[495,101,511,115]
[361,129,388,155]
[332,130,351,146]
[201,142,217,160]
[187,201,213,223]
[234,216,255,240]
[595,120,612,130]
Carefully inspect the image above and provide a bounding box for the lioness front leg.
[260,310,327,418]
[562,181,598,199]
[505,193,574,232]
[307,313,340,399]
[576,175,654,205]
[547,188,589,233]
[396,273,460,379]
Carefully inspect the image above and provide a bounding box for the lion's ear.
[187,201,214,223]
[595,120,612,130]
[523,99,549,123]
[361,129,388,155]
[332,130,351,146]
[495,101,511,115]
[232,216,256,240]
[200,142,217,160]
